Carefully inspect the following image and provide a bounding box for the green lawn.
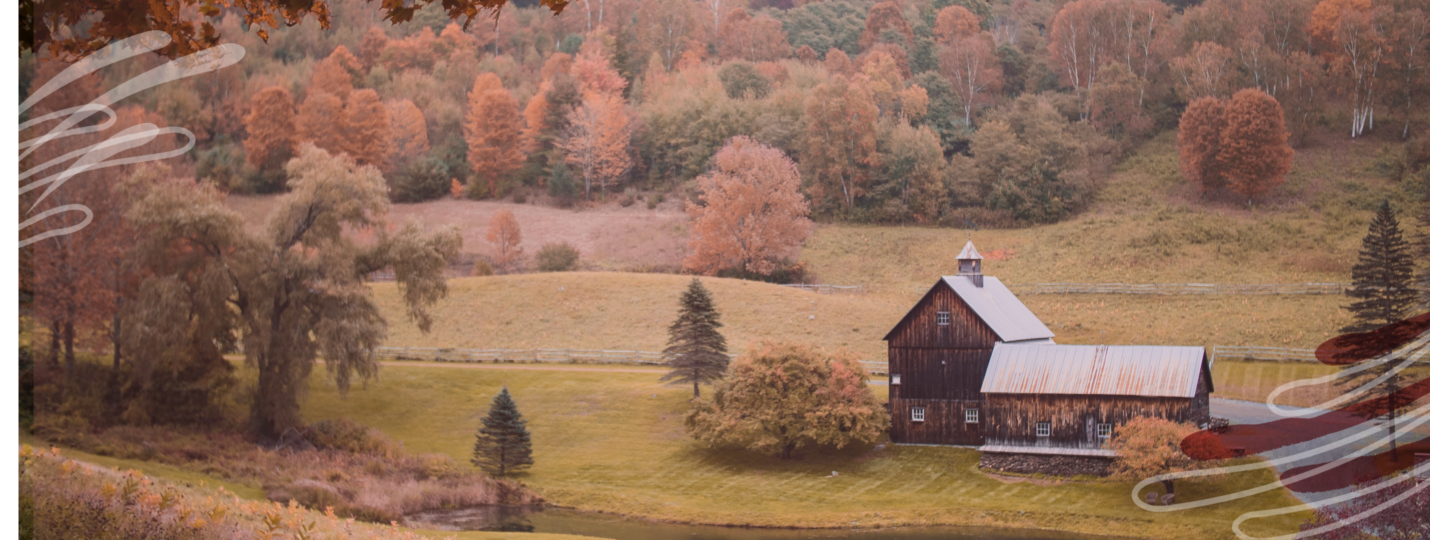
[302,363,1310,540]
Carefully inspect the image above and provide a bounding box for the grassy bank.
[19,440,603,537]
[303,363,1310,540]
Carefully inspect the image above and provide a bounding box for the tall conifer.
[662,279,729,397]
[1415,176,1430,310]
[1344,200,1418,334]
[472,387,534,477]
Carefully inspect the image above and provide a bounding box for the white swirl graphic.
[18,31,245,248]
[1133,330,1430,540]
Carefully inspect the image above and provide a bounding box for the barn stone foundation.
[978,452,1114,477]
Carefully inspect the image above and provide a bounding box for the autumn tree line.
[24,0,1422,231]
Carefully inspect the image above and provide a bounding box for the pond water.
[406,506,1139,540]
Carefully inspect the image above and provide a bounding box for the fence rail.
[1004,282,1354,295]
[1211,345,1430,364]
[375,346,889,374]
[781,283,865,294]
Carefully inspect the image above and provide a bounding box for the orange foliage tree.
[1309,0,1372,45]
[560,93,633,200]
[486,209,524,270]
[464,82,528,197]
[637,0,702,71]
[684,342,889,460]
[720,9,793,62]
[1219,88,1293,201]
[243,86,297,170]
[934,5,982,45]
[343,89,393,171]
[359,27,390,70]
[1048,0,1112,118]
[803,75,880,213]
[572,35,628,97]
[296,91,348,157]
[859,1,915,51]
[33,0,572,61]
[1332,6,1387,138]
[386,99,431,168]
[939,32,1003,126]
[311,45,360,100]
[1108,417,1218,498]
[1172,41,1236,100]
[796,45,818,64]
[684,136,813,276]
[824,48,855,76]
[1177,96,1228,194]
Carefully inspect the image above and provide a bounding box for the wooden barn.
[883,240,1213,476]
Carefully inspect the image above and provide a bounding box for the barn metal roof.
[981,344,1208,398]
[957,240,983,260]
[942,276,1055,343]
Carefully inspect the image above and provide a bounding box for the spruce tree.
[661,278,729,398]
[1415,174,1430,310]
[472,387,534,477]
[1339,200,1420,461]
[1343,200,1419,334]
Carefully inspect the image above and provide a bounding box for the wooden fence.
[1211,345,1430,364]
[1004,283,1353,295]
[780,284,865,294]
[374,346,889,375]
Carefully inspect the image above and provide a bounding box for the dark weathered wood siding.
[887,281,997,446]
[890,398,985,445]
[983,393,1211,450]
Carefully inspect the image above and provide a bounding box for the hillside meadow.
[373,273,1355,355]
[301,363,1310,540]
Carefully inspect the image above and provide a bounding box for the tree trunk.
[781,441,794,460]
[63,320,75,377]
[108,310,123,408]
[47,320,60,366]
[693,380,700,398]
[1388,401,1399,462]
[1162,479,1175,495]
[250,359,281,443]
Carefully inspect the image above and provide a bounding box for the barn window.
[1098,423,1113,439]
[891,374,901,385]
[965,409,979,423]
[912,407,926,422]
[1036,422,1051,437]
[936,312,951,325]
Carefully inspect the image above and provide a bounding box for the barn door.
[1085,416,1097,447]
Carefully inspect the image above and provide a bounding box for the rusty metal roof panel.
[981,344,1207,398]
[942,276,1056,343]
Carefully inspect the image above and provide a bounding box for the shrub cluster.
[535,242,580,272]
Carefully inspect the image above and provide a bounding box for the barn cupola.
[957,239,984,288]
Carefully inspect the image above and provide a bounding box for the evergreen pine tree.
[1343,200,1419,334]
[661,278,729,398]
[472,387,534,477]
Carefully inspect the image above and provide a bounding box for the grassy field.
[799,133,1424,292]
[301,363,1309,540]
[373,272,1353,365]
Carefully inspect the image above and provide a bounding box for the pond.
[406,507,1139,540]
